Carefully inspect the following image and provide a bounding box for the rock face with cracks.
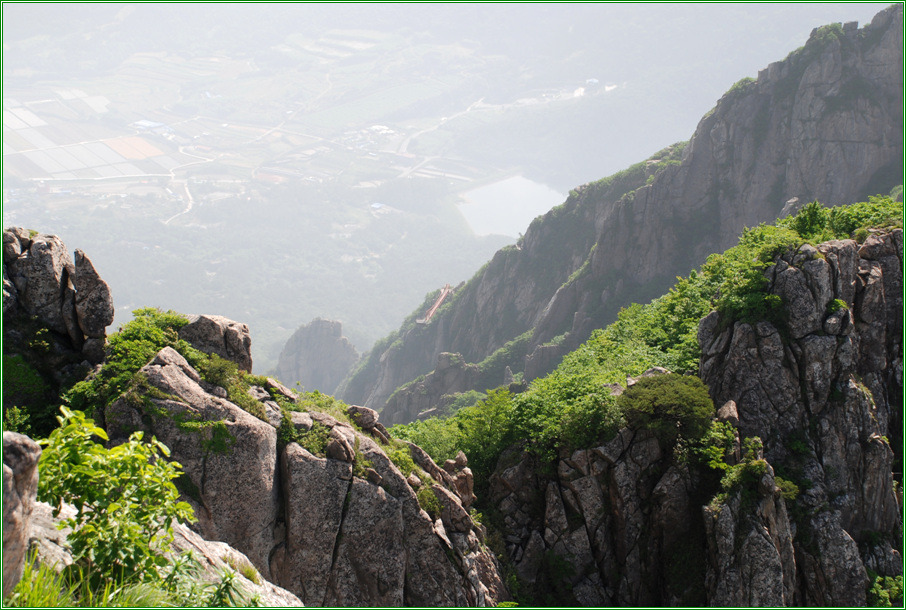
[488,230,902,606]
[3,228,114,363]
[104,345,508,607]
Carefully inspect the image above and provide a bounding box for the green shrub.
[868,572,904,607]
[3,405,31,434]
[386,444,419,477]
[775,476,800,501]
[826,298,848,314]
[417,485,442,519]
[686,420,737,471]
[65,308,194,417]
[616,374,714,446]
[297,421,331,456]
[37,407,195,584]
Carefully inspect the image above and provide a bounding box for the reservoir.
[458,175,565,238]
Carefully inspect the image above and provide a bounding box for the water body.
[458,176,565,238]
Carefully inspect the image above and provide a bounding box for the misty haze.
[3,3,903,608]
[2,2,892,373]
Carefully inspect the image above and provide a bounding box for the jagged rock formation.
[275,318,359,394]
[490,430,710,605]
[698,229,903,605]
[105,346,508,607]
[340,6,904,422]
[702,458,797,606]
[3,228,114,364]
[179,314,254,373]
[2,431,42,597]
[488,229,903,606]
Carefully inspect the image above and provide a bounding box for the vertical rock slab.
[323,478,407,607]
[275,443,351,605]
[13,233,75,336]
[105,347,278,578]
[703,462,796,606]
[2,432,42,597]
[72,249,114,339]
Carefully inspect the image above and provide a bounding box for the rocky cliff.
[3,227,117,435]
[488,229,903,606]
[275,318,359,395]
[103,345,508,607]
[339,6,904,423]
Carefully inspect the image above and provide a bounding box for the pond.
[457,175,565,238]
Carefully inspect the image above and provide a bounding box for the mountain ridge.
[337,5,903,424]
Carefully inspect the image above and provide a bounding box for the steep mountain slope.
[338,6,903,424]
[393,197,903,606]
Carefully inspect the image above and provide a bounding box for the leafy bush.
[386,444,419,477]
[3,405,31,435]
[279,416,331,457]
[685,420,737,471]
[417,485,442,519]
[774,476,800,501]
[777,196,903,243]
[616,374,714,446]
[65,308,196,418]
[5,550,261,608]
[868,572,904,607]
[704,223,800,323]
[37,407,195,584]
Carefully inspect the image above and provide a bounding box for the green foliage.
[704,223,800,323]
[65,308,194,418]
[36,407,195,584]
[827,298,848,314]
[195,352,235,388]
[3,353,55,435]
[417,485,442,519]
[777,196,903,243]
[393,389,517,493]
[386,444,419,477]
[774,476,800,501]
[3,405,32,434]
[391,416,462,466]
[617,374,714,446]
[685,420,737,471]
[709,437,767,510]
[300,422,331,456]
[351,436,375,478]
[726,76,756,97]
[4,354,49,402]
[868,572,904,607]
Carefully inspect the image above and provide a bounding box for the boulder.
[3,432,42,597]
[105,347,278,578]
[178,314,253,372]
[72,250,114,339]
[12,233,75,336]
